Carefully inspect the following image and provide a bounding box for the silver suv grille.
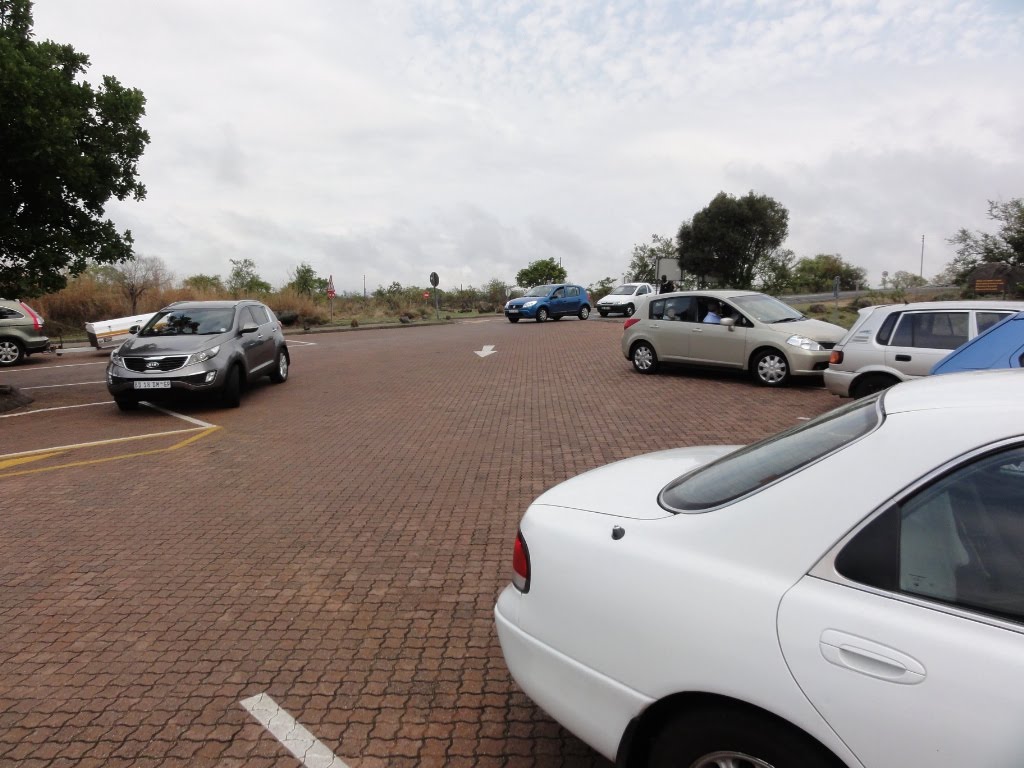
[124,356,188,372]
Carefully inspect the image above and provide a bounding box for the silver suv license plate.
[134,381,171,389]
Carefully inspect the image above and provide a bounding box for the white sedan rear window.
[660,397,881,513]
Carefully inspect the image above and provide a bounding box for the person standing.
[659,275,674,294]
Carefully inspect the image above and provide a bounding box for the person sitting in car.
[703,302,722,324]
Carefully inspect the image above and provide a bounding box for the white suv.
[824,300,1024,398]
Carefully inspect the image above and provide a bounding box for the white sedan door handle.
[819,630,926,685]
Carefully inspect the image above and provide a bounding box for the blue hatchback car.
[504,283,592,323]
[931,311,1024,375]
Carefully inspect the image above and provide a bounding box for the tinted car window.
[837,445,1024,623]
[567,286,579,297]
[876,312,901,345]
[977,312,1014,334]
[249,305,272,325]
[142,309,235,336]
[0,307,23,319]
[664,297,695,322]
[660,396,881,513]
[891,312,969,350]
[650,299,666,320]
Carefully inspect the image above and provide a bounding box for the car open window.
[977,312,1015,334]
[660,396,881,513]
[836,445,1024,624]
[891,311,969,350]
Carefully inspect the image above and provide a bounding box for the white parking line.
[5,360,107,372]
[0,401,111,418]
[20,380,105,390]
[240,693,349,768]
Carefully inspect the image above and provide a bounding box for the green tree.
[754,248,795,294]
[677,192,789,289]
[0,0,149,297]
[889,270,928,290]
[182,274,225,293]
[286,262,327,297]
[626,234,679,283]
[587,276,617,303]
[791,254,867,293]
[945,199,1024,283]
[226,258,271,297]
[516,258,567,288]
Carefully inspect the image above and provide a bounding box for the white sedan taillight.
[512,530,531,593]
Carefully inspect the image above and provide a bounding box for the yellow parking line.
[0,426,220,479]
[0,451,66,470]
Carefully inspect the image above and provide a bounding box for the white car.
[495,370,1024,768]
[824,300,1024,398]
[597,282,655,317]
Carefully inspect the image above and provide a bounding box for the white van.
[824,300,1024,398]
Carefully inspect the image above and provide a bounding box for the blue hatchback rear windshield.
[659,396,881,513]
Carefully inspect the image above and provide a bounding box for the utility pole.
[920,235,925,278]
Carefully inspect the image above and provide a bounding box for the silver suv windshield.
[140,308,236,336]
[732,294,805,323]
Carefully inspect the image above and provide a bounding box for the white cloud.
[28,0,1024,292]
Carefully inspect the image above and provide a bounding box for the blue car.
[504,283,592,323]
[931,311,1024,375]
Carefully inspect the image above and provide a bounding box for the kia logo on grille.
[146,361,160,369]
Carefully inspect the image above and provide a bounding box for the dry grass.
[34,277,484,340]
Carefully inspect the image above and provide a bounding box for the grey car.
[106,300,289,410]
[0,298,50,366]
[621,290,847,386]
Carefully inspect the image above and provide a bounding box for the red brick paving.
[0,318,838,766]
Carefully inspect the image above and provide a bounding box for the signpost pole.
[429,272,440,320]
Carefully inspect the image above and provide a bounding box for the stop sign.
[423,291,430,299]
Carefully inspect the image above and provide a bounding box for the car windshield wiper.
[771,316,803,323]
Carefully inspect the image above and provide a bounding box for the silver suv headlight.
[187,345,221,365]
[786,335,823,351]
[110,350,124,368]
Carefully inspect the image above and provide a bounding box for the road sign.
[429,272,439,287]
[327,275,336,299]
[423,291,430,299]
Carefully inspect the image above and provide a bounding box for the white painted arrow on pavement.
[475,344,497,358]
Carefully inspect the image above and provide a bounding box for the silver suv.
[824,300,1024,398]
[106,300,289,410]
[0,298,50,366]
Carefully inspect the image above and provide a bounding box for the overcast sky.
[31,0,1024,294]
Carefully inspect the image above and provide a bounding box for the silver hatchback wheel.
[631,342,658,374]
[752,350,789,387]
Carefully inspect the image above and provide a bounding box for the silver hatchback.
[824,300,1024,398]
[621,290,847,386]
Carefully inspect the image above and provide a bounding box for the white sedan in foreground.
[495,370,1024,768]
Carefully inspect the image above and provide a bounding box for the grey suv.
[106,300,289,410]
[0,298,50,366]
